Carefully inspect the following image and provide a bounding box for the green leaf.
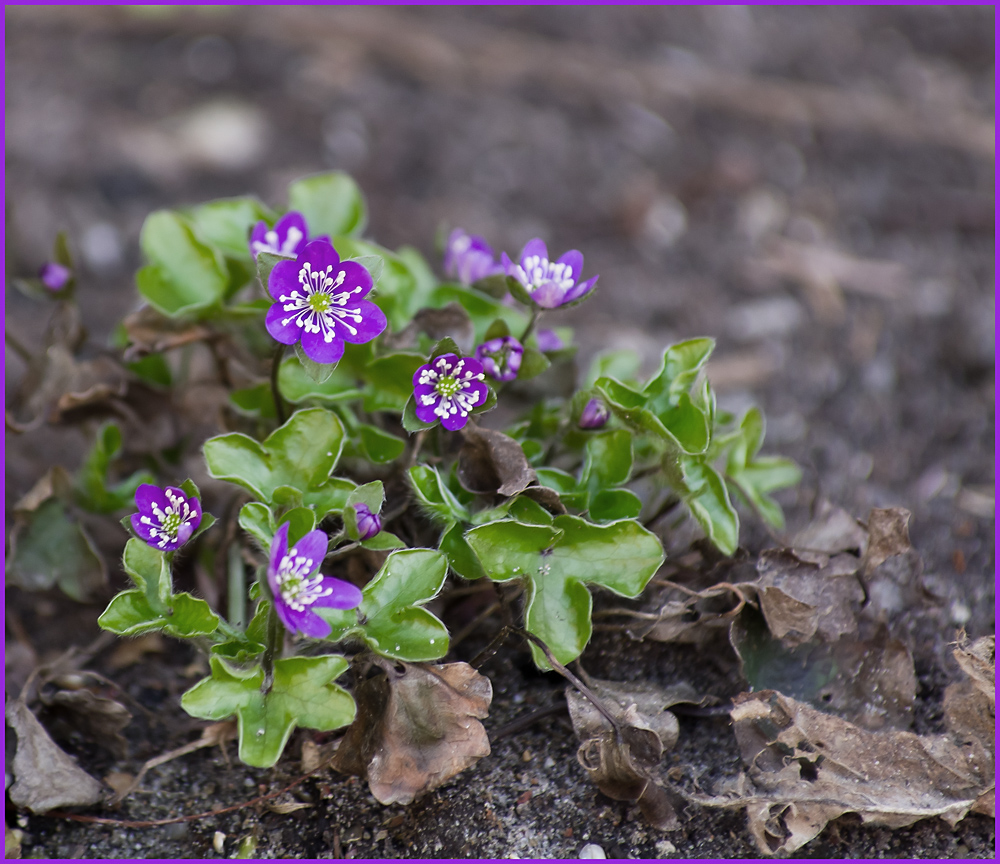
[203,408,345,506]
[238,502,274,551]
[361,531,406,551]
[407,465,469,524]
[278,355,362,404]
[439,521,488,580]
[123,537,173,611]
[581,430,633,495]
[584,349,641,389]
[288,172,366,238]
[589,489,643,523]
[508,496,555,526]
[186,196,270,260]
[429,282,527,343]
[229,383,276,419]
[275,507,318,547]
[595,376,698,456]
[98,589,220,638]
[401,394,437,433]
[333,238,424,332]
[681,458,739,556]
[363,352,425,412]
[300,478,356,518]
[658,392,711,455]
[484,318,511,340]
[138,211,228,317]
[181,654,355,768]
[6,498,106,602]
[126,353,172,389]
[358,424,406,464]
[76,421,153,514]
[517,345,551,380]
[293,341,339,384]
[466,516,664,668]
[505,275,536,307]
[643,338,715,411]
[319,549,449,661]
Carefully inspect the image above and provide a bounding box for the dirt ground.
[5,6,995,859]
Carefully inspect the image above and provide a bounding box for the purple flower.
[474,336,524,382]
[131,484,202,551]
[443,229,504,285]
[39,262,71,292]
[412,353,490,431]
[267,523,362,639]
[352,503,381,541]
[536,329,564,353]
[502,239,598,309]
[579,398,610,430]
[250,211,309,259]
[265,239,387,365]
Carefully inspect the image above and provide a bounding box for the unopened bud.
[578,398,609,430]
[353,503,381,540]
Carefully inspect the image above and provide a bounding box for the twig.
[450,601,501,650]
[512,627,622,738]
[490,703,568,742]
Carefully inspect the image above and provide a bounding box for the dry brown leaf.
[752,549,865,646]
[39,686,132,759]
[952,633,995,702]
[566,678,709,831]
[332,658,492,805]
[266,800,313,815]
[457,426,537,497]
[862,507,913,575]
[722,686,993,855]
[5,697,104,813]
[122,306,214,358]
[383,303,475,353]
[106,633,167,671]
[790,499,868,555]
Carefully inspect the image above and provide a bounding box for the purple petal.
[556,249,584,280]
[269,523,290,579]
[300,328,346,365]
[265,300,304,345]
[310,576,363,610]
[530,281,568,309]
[289,529,328,570]
[274,211,308,251]
[273,596,302,634]
[563,274,599,304]
[458,380,489,414]
[39,262,71,291]
[175,521,195,547]
[266,259,302,301]
[290,608,333,639]
[311,233,332,246]
[299,238,342,271]
[130,512,155,544]
[414,398,442,425]
[337,260,375,299]
[134,483,170,515]
[500,251,517,277]
[519,238,549,267]
[440,410,471,431]
[340,299,387,344]
[536,329,564,352]
[454,356,484,379]
[413,382,438,400]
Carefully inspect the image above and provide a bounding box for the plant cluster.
[15,172,800,774]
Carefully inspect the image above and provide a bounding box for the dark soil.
[5,6,994,859]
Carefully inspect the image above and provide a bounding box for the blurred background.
[3,6,995,857]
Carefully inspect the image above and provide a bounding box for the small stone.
[579,843,607,858]
[521,750,533,762]
[656,840,677,855]
[212,832,226,855]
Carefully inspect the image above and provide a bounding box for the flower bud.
[578,398,609,430]
[353,503,382,540]
[39,262,71,291]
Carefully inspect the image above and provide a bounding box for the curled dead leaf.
[5,698,104,813]
[790,499,868,556]
[566,678,710,830]
[952,633,994,702]
[122,306,214,359]
[862,507,912,576]
[39,685,132,759]
[457,426,537,497]
[332,657,492,805]
[383,303,475,353]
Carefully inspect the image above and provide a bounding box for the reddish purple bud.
[353,503,382,541]
[39,262,71,291]
[579,398,610,430]
[474,336,524,382]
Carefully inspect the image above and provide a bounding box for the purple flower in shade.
[474,336,524,382]
[39,262,72,292]
[131,484,202,551]
[578,398,610,430]
[352,503,381,541]
[249,211,310,259]
[412,353,490,431]
[443,229,505,285]
[265,239,387,365]
[536,328,564,353]
[267,523,362,638]
[502,239,599,309]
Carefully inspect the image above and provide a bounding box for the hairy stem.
[520,309,541,343]
[270,343,287,425]
[261,603,283,695]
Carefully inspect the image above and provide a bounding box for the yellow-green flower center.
[161,512,182,536]
[308,292,331,313]
[435,376,460,397]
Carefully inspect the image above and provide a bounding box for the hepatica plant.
[87,171,799,770]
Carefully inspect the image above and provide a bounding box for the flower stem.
[261,602,283,695]
[520,309,541,343]
[270,343,287,426]
[226,541,246,630]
